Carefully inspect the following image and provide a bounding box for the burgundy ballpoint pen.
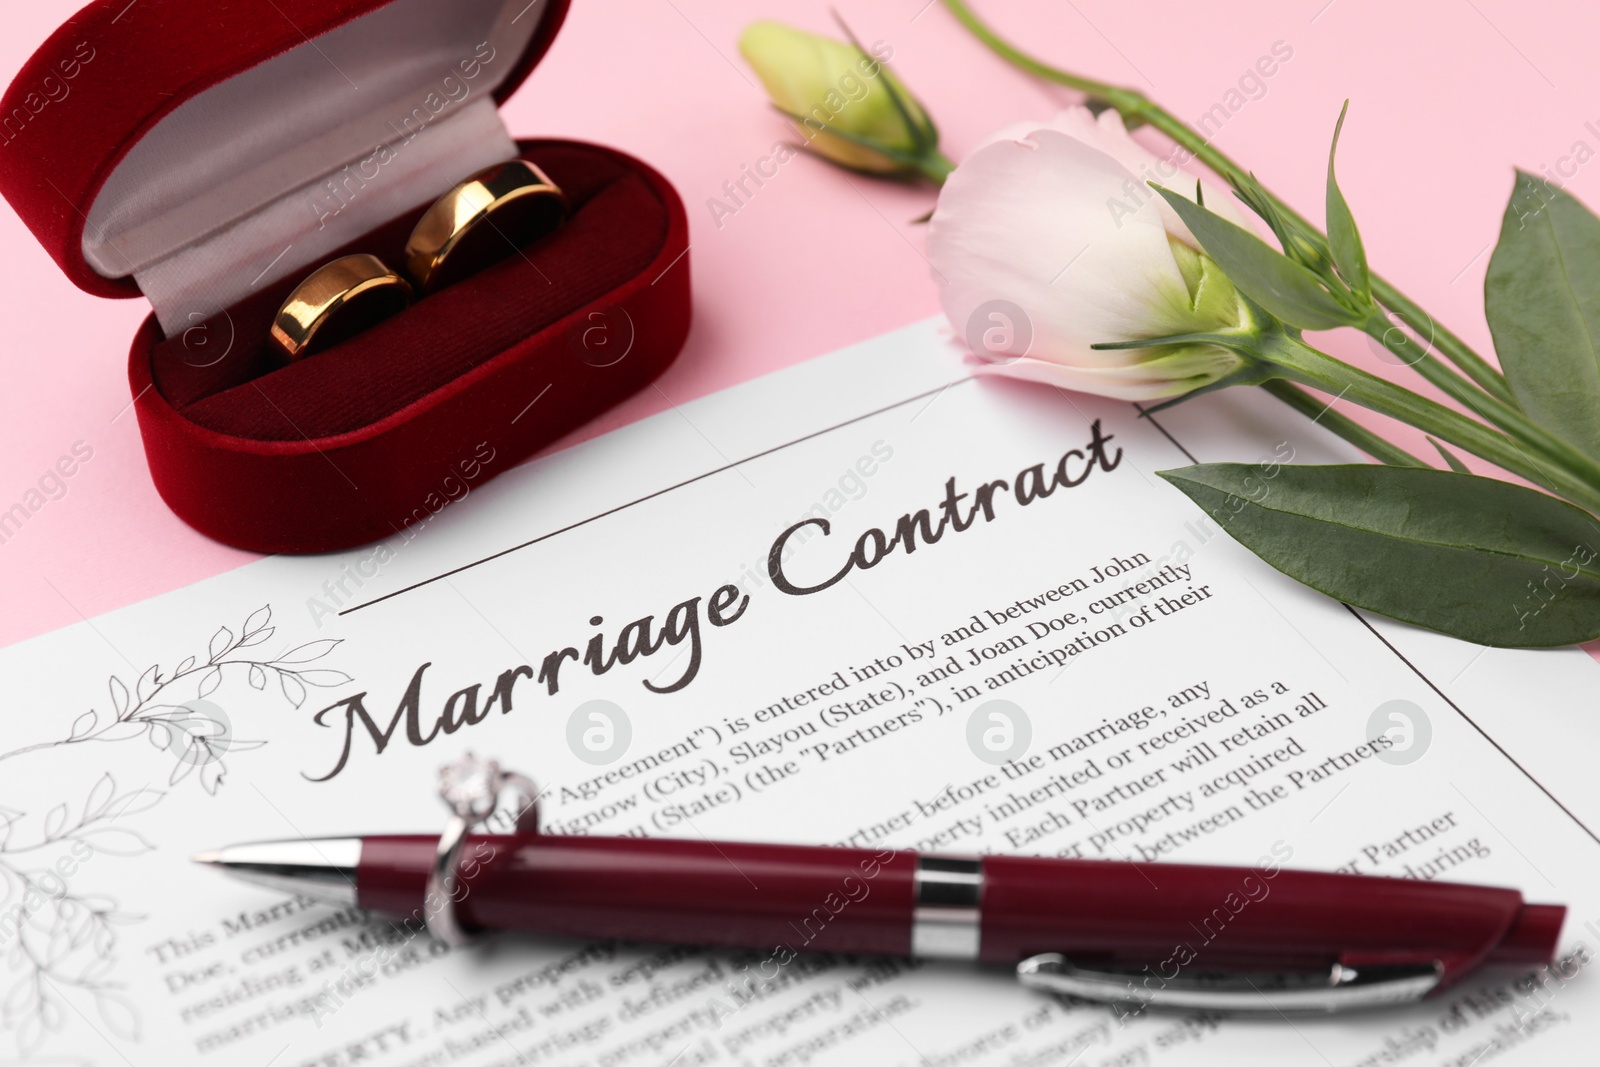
[194,764,1565,1015]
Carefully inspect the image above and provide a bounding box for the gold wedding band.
[262,162,564,359]
[404,160,568,294]
[268,254,413,362]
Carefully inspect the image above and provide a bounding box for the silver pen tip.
[182,838,363,905]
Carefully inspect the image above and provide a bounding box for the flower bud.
[739,21,947,179]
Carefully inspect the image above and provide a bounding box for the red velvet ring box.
[0,0,690,553]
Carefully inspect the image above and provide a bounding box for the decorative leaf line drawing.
[0,773,151,1057]
[0,605,348,794]
[0,605,348,1057]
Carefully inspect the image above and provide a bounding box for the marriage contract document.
[4,320,1599,1066]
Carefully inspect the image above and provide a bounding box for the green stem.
[939,0,1515,404]
[919,151,956,183]
[1261,380,1428,468]
[1367,286,1513,404]
[1374,313,1600,486]
[1254,329,1600,513]
[940,0,1126,99]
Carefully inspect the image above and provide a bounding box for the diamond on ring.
[439,753,502,822]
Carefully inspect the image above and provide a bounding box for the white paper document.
[3,320,1599,1066]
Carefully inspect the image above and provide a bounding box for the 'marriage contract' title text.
[306,422,1123,780]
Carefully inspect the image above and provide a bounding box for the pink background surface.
[0,0,1596,651]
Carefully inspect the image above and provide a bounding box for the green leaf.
[1325,101,1370,298]
[1158,463,1600,647]
[1229,172,1324,270]
[1227,170,1279,230]
[1154,186,1362,331]
[1426,437,1470,474]
[1485,172,1600,460]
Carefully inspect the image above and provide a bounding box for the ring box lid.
[0,0,570,305]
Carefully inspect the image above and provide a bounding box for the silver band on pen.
[427,754,542,947]
[902,854,1447,1012]
[911,855,984,959]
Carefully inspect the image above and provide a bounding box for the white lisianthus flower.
[928,108,1256,401]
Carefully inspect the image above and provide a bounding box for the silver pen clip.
[1015,953,1443,1015]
